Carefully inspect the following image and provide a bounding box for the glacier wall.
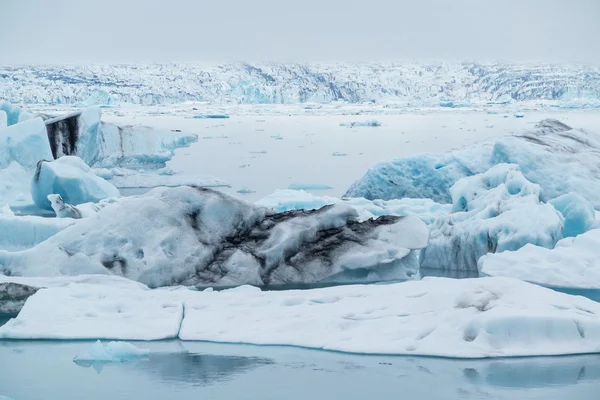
[1,62,600,106]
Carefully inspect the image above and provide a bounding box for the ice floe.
[480,229,600,289]
[3,277,600,358]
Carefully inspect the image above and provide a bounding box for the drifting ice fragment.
[73,340,149,362]
[0,117,53,169]
[288,183,333,190]
[193,114,229,119]
[339,120,381,127]
[31,156,120,210]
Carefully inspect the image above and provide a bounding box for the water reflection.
[74,348,274,386]
[1,340,600,400]
[460,357,600,388]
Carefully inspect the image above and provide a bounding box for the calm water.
[0,340,599,400]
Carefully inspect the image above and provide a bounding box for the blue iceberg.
[346,119,600,209]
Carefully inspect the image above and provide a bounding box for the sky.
[1,0,599,65]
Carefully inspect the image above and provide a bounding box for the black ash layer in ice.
[0,187,428,288]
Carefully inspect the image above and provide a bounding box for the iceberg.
[256,189,451,225]
[31,156,120,210]
[0,162,36,206]
[0,274,146,315]
[73,340,149,362]
[45,107,102,159]
[549,193,596,238]
[0,281,38,315]
[480,229,600,289]
[84,122,197,169]
[420,164,564,272]
[0,101,24,127]
[0,117,53,170]
[346,120,600,208]
[0,187,428,287]
[0,110,6,129]
[3,277,600,358]
[0,205,77,251]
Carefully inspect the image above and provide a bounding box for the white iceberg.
[420,164,564,272]
[0,187,428,287]
[480,229,600,289]
[346,119,600,208]
[31,156,120,210]
[73,340,149,362]
[0,280,182,340]
[3,277,600,358]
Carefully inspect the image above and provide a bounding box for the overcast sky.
[1,0,598,65]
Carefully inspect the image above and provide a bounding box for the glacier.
[420,164,564,272]
[3,276,600,358]
[346,119,600,209]
[0,187,428,287]
[31,156,120,210]
[480,229,600,289]
[1,63,600,106]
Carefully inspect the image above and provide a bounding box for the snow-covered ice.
[420,164,564,272]
[73,340,149,362]
[3,277,600,358]
[480,229,600,289]
[0,187,428,287]
[346,119,600,209]
[0,281,182,340]
[31,156,120,210]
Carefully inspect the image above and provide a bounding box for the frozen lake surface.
[1,339,600,400]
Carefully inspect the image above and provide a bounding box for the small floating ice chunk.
[332,152,348,157]
[193,115,229,119]
[270,135,283,140]
[339,120,381,127]
[236,188,256,194]
[73,340,149,362]
[31,156,120,210]
[288,183,333,190]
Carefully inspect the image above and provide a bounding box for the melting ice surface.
[0,340,600,400]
